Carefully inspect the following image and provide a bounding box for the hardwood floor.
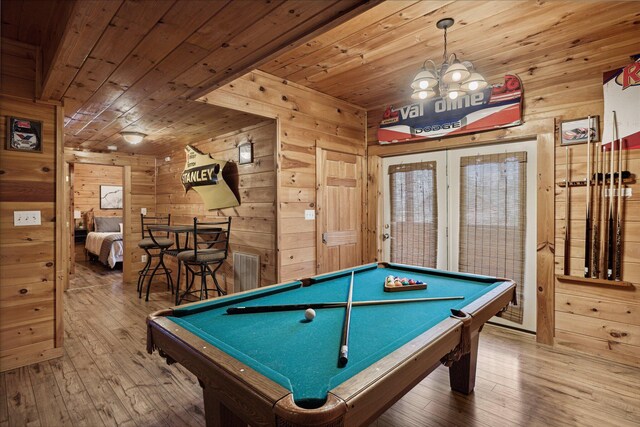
[1,263,639,426]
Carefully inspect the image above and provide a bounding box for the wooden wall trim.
[536,127,556,345]
[55,105,66,348]
[123,165,132,284]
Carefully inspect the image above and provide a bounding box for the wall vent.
[233,252,260,292]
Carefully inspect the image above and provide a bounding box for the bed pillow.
[94,216,122,232]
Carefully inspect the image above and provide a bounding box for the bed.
[85,216,124,268]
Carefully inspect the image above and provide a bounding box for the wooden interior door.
[316,149,363,273]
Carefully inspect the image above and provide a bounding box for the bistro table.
[147,224,222,304]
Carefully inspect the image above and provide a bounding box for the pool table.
[147,262,516,427]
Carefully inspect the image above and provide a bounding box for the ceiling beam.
[186,0,384,101]
[41,0,123,101]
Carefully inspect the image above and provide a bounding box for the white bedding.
[85,232,124,268]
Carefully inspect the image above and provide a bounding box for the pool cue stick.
[606,113,616,280]
[599,142,608,279]
[614,111,623,280]
[584,115,592,278]
[592,136,602,278]
[226,296,466,314]
[338,272,355,367]
[564,147,570,275]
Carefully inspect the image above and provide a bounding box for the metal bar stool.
[138,214,174,301]
[163,228,193,305]
[177,217,231,304]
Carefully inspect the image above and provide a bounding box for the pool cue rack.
[555,274,632,288]
[557,169,633,286]
[557,172,634,188]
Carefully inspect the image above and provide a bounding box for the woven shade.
[459,152,527,324]
[389,162,438,268]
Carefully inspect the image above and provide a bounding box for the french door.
[383,141,537,332]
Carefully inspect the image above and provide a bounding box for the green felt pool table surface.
[164,263,505,406]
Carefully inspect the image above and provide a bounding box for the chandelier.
[411,18,487,101]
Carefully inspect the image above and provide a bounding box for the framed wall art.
[6,117,43,153]
[238,142,253,165]
[560,116,600,146]
[100,185,123,209]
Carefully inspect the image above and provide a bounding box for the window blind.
[389,162,438,268]
[459,152,527,324]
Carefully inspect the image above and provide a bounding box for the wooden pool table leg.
[202,383,246,427]
[448,331,480,395]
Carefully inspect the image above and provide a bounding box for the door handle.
[382,233,390,241]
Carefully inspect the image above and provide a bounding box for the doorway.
[382,140,537,332]
[67,162,128,290]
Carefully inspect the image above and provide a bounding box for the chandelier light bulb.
[419,80,429,89]
[468,81,479,91]
[419,91,428,99]
[451,71,462,82]
[448,91,459,100]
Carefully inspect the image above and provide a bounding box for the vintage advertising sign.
[602,56,640,150]
[181,145,240,210]
[378,75,523,144]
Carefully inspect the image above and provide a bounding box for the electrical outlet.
[141,208,147,215]
[141,255,148,263]
[304,210,315,220]
[14,211,41,226]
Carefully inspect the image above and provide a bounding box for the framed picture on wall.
[5,117,43,153]
[560,116,600,145]
[100,185,123,209]
[238,142,253,165]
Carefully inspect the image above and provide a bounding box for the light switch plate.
[304,210,315,220]
[141,208,147,215]
[14,211,41,226]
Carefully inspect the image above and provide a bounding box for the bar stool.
[164,230,193,305]
[137,214,174,301]
[176,217,231,304]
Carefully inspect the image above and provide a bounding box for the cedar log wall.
[64,150,157,285]
[199,70,367,282]
[156,121,277,291]
[73,163,123,220]
[0,39,64,371]
[366,53,639,363]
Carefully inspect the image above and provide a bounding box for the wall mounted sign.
[378,74,523,144]
[5,117,42,152]
[602,56,639,150]
[181,145,240,210]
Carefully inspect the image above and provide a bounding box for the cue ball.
[305,308,316,321]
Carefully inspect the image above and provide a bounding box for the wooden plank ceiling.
[1,0,380,155]
[2,0,638,155]
[260,0,640,117]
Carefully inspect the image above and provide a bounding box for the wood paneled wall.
[64,150,156,285]
[366,46,638,364]
[0,96,63,371]
[554,129,640,367]
[73,163,123,220]
[156,121,277,290]
[0,38,63,372]
[200,70,367,282]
